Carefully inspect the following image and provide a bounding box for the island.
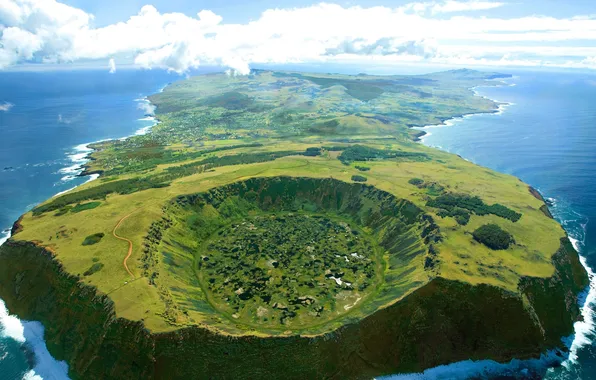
[0,69,588,379]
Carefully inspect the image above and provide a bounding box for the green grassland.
[10,69,569,339]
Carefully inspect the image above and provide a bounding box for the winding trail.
[112,211,137,278]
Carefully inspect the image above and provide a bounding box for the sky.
[2,0,596,74]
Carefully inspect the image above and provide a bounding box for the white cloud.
[108,58,116,73]
[0,102,14,112]
[403,1,504,15]
[137,101,155,115]
[432,1,504,13]
[325,38,439,58]
[0,0,595,73]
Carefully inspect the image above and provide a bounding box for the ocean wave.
[561,217,595,369]
[0,229,9,246]
[23,370,42,380]
[380,350,565,380]
[564,254,596,367]
[135,113,159,136]
[21,321,69,380]
[1,299,69,379]
[0,299,25,342]
[135,126,153,136]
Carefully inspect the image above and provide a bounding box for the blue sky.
[61,0,596,25]
[2,0,596,73]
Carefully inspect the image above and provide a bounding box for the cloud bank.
[1,0,596,73]
[0,102,14,111]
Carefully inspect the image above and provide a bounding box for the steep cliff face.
[0,237,587,379]
[0,241,155,379]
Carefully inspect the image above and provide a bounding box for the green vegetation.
[408,178,424,186]
[473,224,515,250]
[200,214,377,326]
[428,193,522,225]
[351,175,368,182]
[82,232,105,246]
[3,69,585,379]
[304,147,322,156]
[338,144,428,165]
[71,201,102,213]
[33,177,168,215]
[147,177,436,333]
[83,262,104,276]
[0,238,587,379]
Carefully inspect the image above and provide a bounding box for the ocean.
[0,68,595,379]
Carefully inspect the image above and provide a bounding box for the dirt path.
[112,211,137,278]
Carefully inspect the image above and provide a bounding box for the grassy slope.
[0,237,587,379]
[2,68,588,378]
[14,146,565,333]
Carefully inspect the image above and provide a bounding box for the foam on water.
[0,299,25,343]
[22,370,42,380]
[56,143,95,183]
[21,321,69,379]
[562,230,596,368]
[0,229,9,246]
[379,351,565,380]
[2,233,71,379]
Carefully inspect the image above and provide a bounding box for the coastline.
[0,86,165,380]
[77,91,165,178]
[409,76,596,378]
[414,78,515,142]
[0,83,166,250]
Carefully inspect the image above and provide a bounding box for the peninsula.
[0,69,588,379]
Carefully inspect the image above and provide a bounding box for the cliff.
[0,237,587,379]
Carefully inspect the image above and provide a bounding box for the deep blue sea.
[0,68,595,379]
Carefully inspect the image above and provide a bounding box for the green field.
[12,69,568,337]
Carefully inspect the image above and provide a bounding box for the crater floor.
[150,176,436,334]
[198,213,380,328]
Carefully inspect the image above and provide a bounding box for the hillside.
[0,69,588,379]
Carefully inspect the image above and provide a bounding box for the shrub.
[427,193,521,222]
[71,201,101,213]
[338,145,428,165]
[355,166,370,172]
[304,147,322,156]
[33,178,168,215]
[351,175,368,182]
[83,262,104,276]
[408,178,424,186]
[322,146,347,151]
[472,224,514,250]
[82,232,105,246]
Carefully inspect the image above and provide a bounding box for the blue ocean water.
[0,68,594,379]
